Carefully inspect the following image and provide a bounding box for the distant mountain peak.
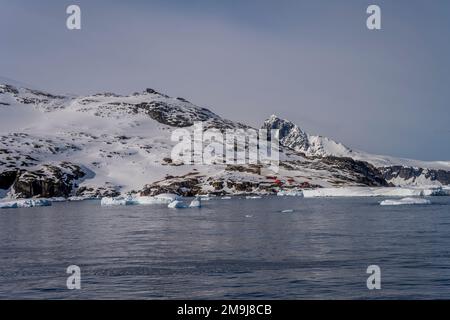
[262,115,310,153]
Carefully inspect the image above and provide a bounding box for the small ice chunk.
[0,199,52,209]
[281,209,294,213]
[380,197,431,206]
[221,196,232,200]
[246,196,262,199]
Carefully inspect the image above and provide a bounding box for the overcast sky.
[1,0,449,160]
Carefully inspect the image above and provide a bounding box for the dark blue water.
[0,196,450,299]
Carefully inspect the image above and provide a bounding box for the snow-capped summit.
[262,115,352,157]
[262,115,310,152]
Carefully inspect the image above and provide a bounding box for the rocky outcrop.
[75,184,121,199]
[0,170,17,190]
[381,166,450,185]
[140,176,201,197]
[320,157,390,187]
[11,162,86,198]
[134,100,247,129]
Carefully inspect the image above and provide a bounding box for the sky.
[1,0,449,160]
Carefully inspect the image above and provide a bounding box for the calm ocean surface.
[1,196,450,299]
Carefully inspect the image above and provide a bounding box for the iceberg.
[168,200,188,209]
[189,197,202,208]
[380,197,432,206]
[100,193,180,206]
[133,193,180,205]
[100,197,133,206]
[0,199,52,209]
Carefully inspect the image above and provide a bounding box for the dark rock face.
[11,163,86,198]
[0,84,19,95]
[225,165,261,175]
[321,157,390,187]
[75,185,121,198]
[0,170,17,190]
[134,101,247,129]
[141,176,201,197]
[381,166,450,185]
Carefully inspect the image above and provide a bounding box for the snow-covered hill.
[1,80,449,199]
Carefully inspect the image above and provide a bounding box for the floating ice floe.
[221,196,232,200]
[281,209,295,213]
[380,197,432,206]
[0,199,52,209]
[246,196,262,199]
[303,186,449,198]
[277,190,304,197]
[168,200,188,209]
[101,193,180,206]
